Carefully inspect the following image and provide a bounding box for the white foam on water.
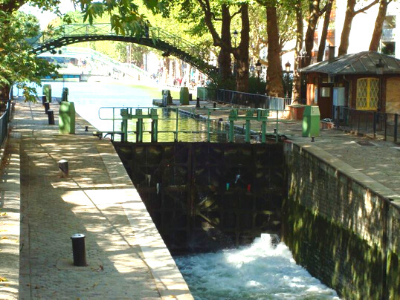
[174,234,340,300]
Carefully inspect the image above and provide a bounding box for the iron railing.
[203,88,292,110]
[97,106,283,143]
[28,23,216,75]
[334,106,400,143]
[0,100,12,146]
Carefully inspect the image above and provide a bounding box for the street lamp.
[285,61,291,98]
[233,30,238,47]
[256,60,262,80]
[256,60,262,93]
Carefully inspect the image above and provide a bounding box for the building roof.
[300,51,400,75]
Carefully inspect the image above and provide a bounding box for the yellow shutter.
[356,78,379,110]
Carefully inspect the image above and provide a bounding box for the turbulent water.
[175,234,340,300]
[15,81,340,299]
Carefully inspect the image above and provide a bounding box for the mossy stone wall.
[283,141,400,299]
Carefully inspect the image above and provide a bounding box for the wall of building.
[283,140,400,299]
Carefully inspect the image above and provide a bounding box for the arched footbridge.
[28,23,217,76]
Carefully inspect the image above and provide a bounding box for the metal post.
[44,102,50,114]
[373,112,377,138]
[71,234,87,267]
[229,120,234,142]
[384,113,387,141]
[245,119,250,143]
[261,121,266,143]
[394,114,398,143]
[58,159,68,177]
[175,108,179,142]
[207,110,211,142]
[48,110,55,125]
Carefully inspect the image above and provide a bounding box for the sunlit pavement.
[0,99,193,299]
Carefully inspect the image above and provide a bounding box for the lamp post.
[232,30,238,76]
[256,60,262,93]
[285,61,291,98]
[233,30,238,47]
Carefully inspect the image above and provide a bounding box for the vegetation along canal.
[36,81,340,299]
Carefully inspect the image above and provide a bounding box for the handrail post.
[245,119,251,143]
[261,121,266,144]
[275,110,279,142]
[207,109,211,142]
[394,114,398,143]
[175,108,179,142]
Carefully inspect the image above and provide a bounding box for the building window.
[356,78,379,110]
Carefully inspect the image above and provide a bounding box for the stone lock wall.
[283,141,400,299]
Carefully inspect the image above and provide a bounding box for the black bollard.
[85,126,89,132]
[58,159,69,177]
[71,234,87,267]
[48,110,55,125]
[196,97,200,108]
[213,102,216,111]
[42,95,47,106]
[44,102,50,114]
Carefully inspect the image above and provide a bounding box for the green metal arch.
[29,23,218,76]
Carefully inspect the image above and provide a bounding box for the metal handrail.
[28,23,215,74]
[97,106,282,143]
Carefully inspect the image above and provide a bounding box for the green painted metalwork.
[28,23,217,76]
[99,106,282,143]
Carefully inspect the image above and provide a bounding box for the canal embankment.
[0,98,193,299]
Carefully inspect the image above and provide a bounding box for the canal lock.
[113,142,285,254]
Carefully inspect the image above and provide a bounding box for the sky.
[20,0,77,29]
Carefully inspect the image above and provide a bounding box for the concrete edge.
[0,137,21,300]
[98,139,194,300]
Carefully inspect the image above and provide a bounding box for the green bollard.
[61,87,69,102]
[59,101,75,134]
[180,87,189,105]
[43,84,52,103]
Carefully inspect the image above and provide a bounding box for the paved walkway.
[0,99,193,299]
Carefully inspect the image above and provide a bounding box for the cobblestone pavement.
[0,99,192,300]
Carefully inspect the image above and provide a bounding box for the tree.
[266,3,284,97]
[0,11,57,101]
[338,0,379,56]
[0,0,164,101]
[369,0,391,51]
[317,0,334,62]
[291,0,304,103]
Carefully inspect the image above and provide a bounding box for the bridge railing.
[28,23,215,74]
[97,106,283,143]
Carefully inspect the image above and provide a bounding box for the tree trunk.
[338,0,356,56]
[317,0,333,62]
[304,0,322,66]
[370,0,389,51]
[339,0,378,55]
[235,4,250,92]
[218,4,232,81]
[266,6,283,97]
[292,0,303,103]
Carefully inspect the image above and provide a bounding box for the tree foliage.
[0,11,57,101]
